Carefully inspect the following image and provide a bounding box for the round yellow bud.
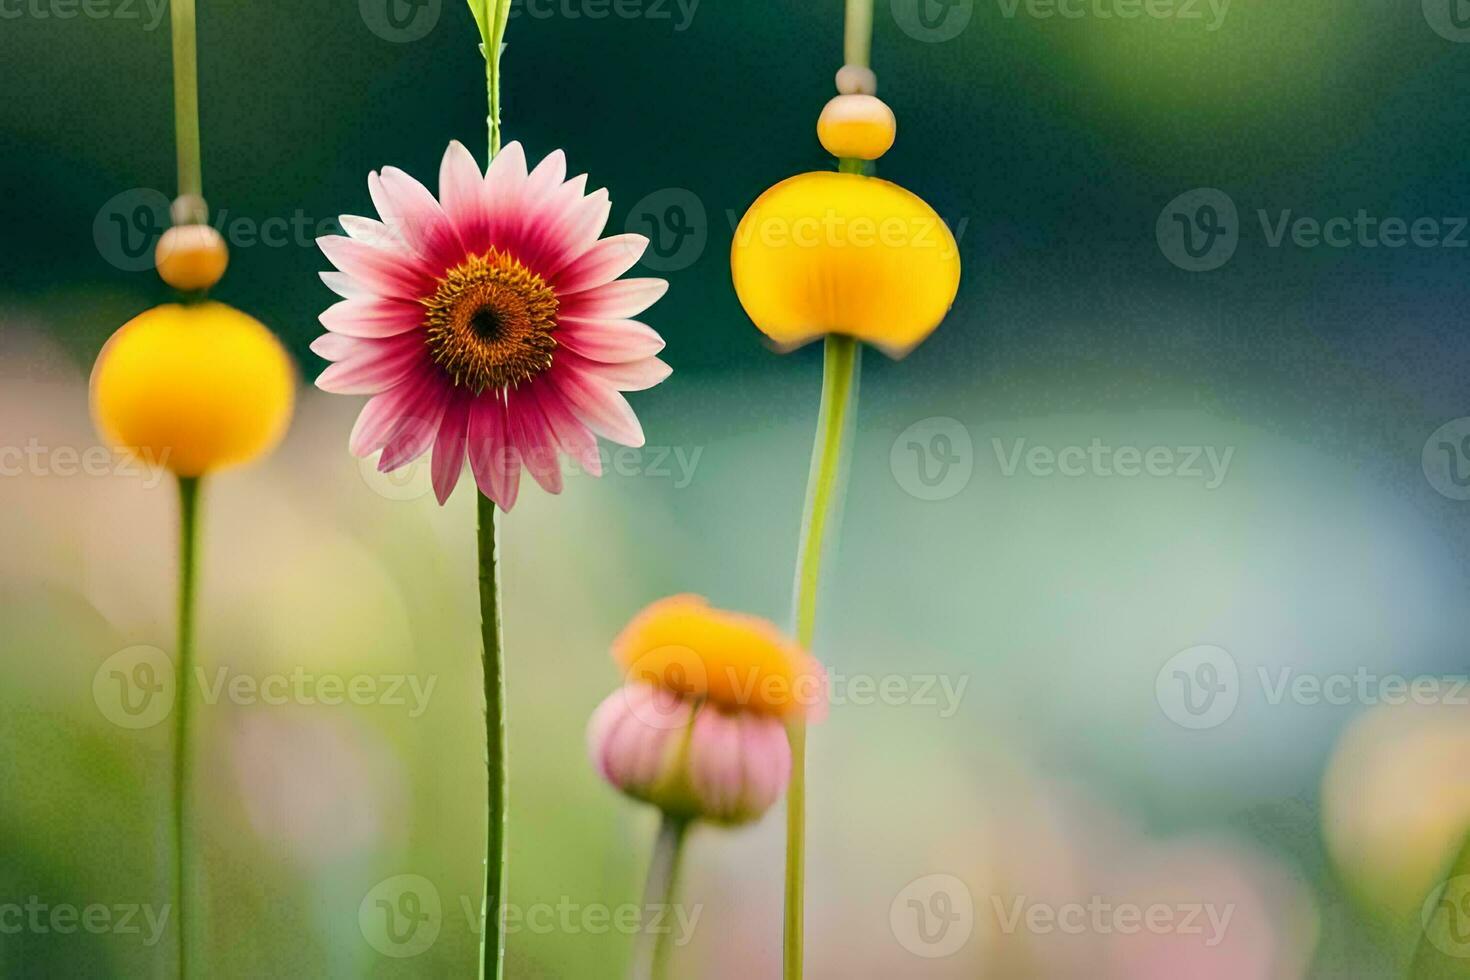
[730,171,961,358]
[817,94,896,161]
[91,302,295,476]
[156,224,229,292]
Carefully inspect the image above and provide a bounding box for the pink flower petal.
[556,317,665,362]
[526,378,602,476]
[319,298,425,339]
[561,278,669,320]
[439,140,493,255]
[374,166,465,272]
[508,388,563,495]
[309,332,357,361]
[552,362,645,447]
[318,235,432,301]
[320,271,370,299]
[347,368,441,456]
[431,391,472,504]
[467,393,521,510]
[554,234,649,293]
[378,383,450,471]
[316,335,427,395]
[567,354,672,392]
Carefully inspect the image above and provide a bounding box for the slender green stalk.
[169,0,201,203]
[473,8,512,978]
[630,816,690,980]
[173,475,201,979]
[784,335,862,980]
[844,0,873,70]
[477,495,507,980]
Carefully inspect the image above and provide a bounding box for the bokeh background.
[6,0,1470,976]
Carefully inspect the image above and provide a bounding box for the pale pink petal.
[467,393,521,510]
[552,362,645,447]
[561,278,669,320]
[554,234,649,293]
[318,235,432,301]
[316,335,427,395]
[378,383,451,471]
[339,214,395,248]
[431,391,472,504]
[508,388,563,495]
[569,355,671,392]
[375,166,464,271]
[439,140,493,254]
[320,271,370,299]
[526,378,602,476]
[483,142,530,247]
[347,369,441,456]
[309,332,357,361]
[320,298,425,339]
[556,317,665,362]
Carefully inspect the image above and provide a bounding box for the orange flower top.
[612,595,823,719]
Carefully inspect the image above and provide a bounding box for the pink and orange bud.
[587,683,792,826]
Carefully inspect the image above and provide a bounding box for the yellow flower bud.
[91,302,295,476]
[156,224,229,292]
[817,94,896,161]
[730,171,961,358]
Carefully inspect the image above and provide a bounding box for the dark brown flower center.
[423,249,558,393]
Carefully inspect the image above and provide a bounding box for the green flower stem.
[173,474,201,979]
[631,815,690,980]
[169,0,201,203]
[476,495,507,980]
[844,0,873,70]
[785,334,863,980]
[473,6,513,978]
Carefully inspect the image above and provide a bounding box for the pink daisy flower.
[312,141,671,508]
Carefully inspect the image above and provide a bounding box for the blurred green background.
[6,0,1470,976]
